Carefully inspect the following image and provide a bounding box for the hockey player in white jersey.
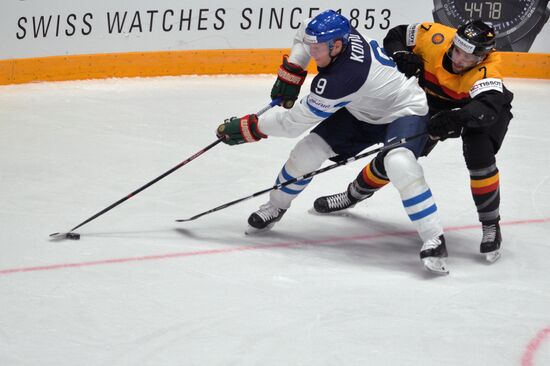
[216,10,448,274]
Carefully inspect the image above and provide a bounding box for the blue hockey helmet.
[304,10,350,46]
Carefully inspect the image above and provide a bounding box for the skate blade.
[307,208,352,217]
[422,257,449,275]
[245,223,275,235]
[484,250,501,263]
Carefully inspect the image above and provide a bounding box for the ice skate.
[314,184,369,213]
[246,202,287,234]
[420,235,449,275]
[480,223,502,263]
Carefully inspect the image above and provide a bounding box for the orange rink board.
[0,49,549,85]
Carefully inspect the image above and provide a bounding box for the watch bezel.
[432,0,549,45]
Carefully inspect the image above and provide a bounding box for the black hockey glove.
[271,55,307,109]
[392,50,424,78]
[428,109,470,141]
[216,114,267,146]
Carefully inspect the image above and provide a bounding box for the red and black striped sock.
[469,164,500,224]
[353,159,390,199]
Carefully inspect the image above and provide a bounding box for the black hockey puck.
[66,232,81,240]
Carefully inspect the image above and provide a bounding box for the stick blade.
[49,232,81,241]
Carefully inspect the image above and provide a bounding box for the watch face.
[437,0,542,37]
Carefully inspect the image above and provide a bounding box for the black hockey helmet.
[453,20,496,57]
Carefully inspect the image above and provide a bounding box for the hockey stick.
[176,131,427,223]
[50,99,282,240]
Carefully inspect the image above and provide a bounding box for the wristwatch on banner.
[433,0,550,52]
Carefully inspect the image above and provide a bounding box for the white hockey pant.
[384,147,444,242]
[269,133,335,210]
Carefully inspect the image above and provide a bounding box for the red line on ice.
[0,217,549,276]
[522,325,550,366]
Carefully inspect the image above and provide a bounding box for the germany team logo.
[431,33,445,44]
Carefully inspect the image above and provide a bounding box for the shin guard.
[384,148,443,242]
[269,133,334,209]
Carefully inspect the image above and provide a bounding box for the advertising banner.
[2,0,548,60]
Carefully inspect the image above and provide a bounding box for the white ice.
[0,75,549,366]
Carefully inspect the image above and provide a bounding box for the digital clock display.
[441,0,539,36]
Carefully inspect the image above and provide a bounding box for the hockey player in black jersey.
[216,10,450,274]
[315,20,513,263]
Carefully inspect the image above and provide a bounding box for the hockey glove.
[392,50,424,78]
[216,114,267,146]
[428,109,470,141]
[271,55,307,109]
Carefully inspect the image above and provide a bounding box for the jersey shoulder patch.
[304,93,350,118]
[470,78,503,98]
[406,23,420,46]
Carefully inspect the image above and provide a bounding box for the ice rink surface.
[0,75,549,365]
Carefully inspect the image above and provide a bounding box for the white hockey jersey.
[259,20,428,138]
